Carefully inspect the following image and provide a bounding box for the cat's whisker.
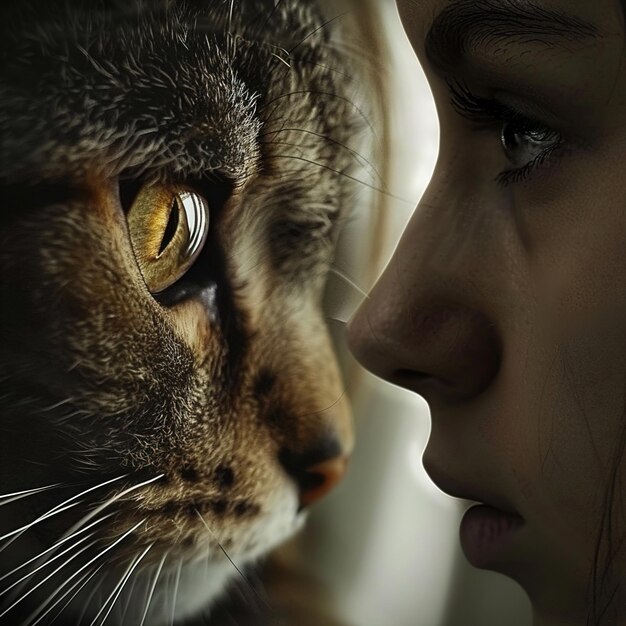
[0,511,115,591]
[138,552,168,626]
[29,562,105,626]
[194,509,269,609]
[0,483,63,507]
[0,538,99,619]
[325,315,347,325]
[328,267,370,299]
[76,566,110,626]
[119,556,141,623]
[39,397,75,413]
[270,52,291,69]
[59,474,163,542]
[228,0,234,30]
[90,543,153,626]
[0,502,82,554]
[169,559,182,626]
[0,473,128,552]
[21,519,146,626]
[0,530,97,599]
[293,385,352,422]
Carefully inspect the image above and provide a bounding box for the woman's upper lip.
[423,461,522,517]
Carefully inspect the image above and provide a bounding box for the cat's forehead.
[0,0,333,72]
[0,0,352,184]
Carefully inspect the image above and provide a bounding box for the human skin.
[346,1,626,624]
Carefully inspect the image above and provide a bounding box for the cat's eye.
[126,184,210,294]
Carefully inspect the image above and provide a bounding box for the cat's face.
[0,1,367,623]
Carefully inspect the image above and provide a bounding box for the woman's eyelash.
[494,143,561,186]
[447,79,539,131]
[446,79,565,187]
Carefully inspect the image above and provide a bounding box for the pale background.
[312,3,534,625]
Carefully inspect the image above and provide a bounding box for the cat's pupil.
[159,198,180,255]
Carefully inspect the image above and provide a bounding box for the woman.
[347,1,626,624]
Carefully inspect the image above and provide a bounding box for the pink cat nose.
[279,443,350,509]
[298,455,350,508]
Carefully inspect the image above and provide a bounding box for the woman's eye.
[447,80,565,186]
[126,184,210,294]
[500,123,556,167]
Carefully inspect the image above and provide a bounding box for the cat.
[0,0,378,623]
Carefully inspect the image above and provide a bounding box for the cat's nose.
[279,441,349,509]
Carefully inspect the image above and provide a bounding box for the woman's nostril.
[348,302,501,403]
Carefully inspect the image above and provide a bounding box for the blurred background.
[312,2,534,625]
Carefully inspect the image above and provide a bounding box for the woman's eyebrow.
[424,0,599,73]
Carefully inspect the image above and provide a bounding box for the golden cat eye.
[126,184,210,294]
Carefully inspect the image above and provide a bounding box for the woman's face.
[347,0,626,623]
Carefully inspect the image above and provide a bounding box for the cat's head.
[0,0,372,622]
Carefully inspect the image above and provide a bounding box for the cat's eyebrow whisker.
[288,12,347,55]
[260,89,376,139]
[138,551,168,626]
[89,543,153,626]
[247,0,287,37]
[21,519,147,625]
[270,153,406,201]
[259,129,382,184]
[294,57,350,78]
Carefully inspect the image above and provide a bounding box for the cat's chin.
[30,514,306,626]
[73,557,238,626]
[2,489,306,626]
[75,515,306,626]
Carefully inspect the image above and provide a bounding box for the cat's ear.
[126,184,210,294]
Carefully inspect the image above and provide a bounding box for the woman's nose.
[347,298,500,402]
[346,224,501,405]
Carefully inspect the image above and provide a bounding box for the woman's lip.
[422,463,526,566]
[460,504,525,568]
[423,461,521,517]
